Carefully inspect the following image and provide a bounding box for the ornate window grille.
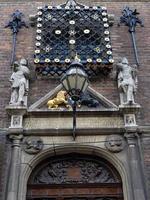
[34,0,114,77]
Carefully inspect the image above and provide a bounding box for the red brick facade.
[0,1,150,200]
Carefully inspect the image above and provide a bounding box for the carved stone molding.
[124,132,137,146]
[10,115,23,128]
[119,104,141,114]
[105,135,125,153]
[124,114,137,127]
[23,137,43,154]
[29,156,121,184]
[9,134,23,147]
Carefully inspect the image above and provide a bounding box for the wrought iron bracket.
[118,7,144,66]
[5,10,28,65]
[72,100,77,140]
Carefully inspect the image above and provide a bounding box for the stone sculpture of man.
[116,57,137,105]
[9,58,30,105]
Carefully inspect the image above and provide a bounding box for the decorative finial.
[65,0,77,8]
[74,53,81,62]
[5,10,28,65]
[118,7,144,66]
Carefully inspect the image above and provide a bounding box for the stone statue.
[116,57,137,105]
[9,58,30,106]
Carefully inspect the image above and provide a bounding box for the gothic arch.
[18,145,130,200]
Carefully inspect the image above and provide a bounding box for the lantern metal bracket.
[61,57,89,140]
[5,10,28,65]
[118,7,144,66]
[72,100,77,140]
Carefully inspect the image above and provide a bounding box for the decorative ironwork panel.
[34,1,114,77]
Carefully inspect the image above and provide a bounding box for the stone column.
[125,132,146,200]
[7,134,23,200]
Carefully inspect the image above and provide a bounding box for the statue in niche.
[9,58,30,106]
[116,57,137,105]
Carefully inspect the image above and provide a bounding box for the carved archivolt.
[28,154,121,184]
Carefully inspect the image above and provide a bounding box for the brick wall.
[142,135,150,199]
[0,132,11,200]
[0,1,150,200]
[0,1,150,126]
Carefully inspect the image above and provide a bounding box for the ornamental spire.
[74,53,81,62]
[65,0,77,8]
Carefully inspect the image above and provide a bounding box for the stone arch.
[18,144,130,200]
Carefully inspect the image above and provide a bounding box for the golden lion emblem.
[47,90,71,109]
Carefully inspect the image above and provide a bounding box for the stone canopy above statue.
[34,0,114,77]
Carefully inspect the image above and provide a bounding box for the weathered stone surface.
[24,116,124,129]
[0,1,149,200]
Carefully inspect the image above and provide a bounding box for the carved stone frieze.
[23,137,43,154]
[24,116,123,130]
[124,114,137,127]
[10,115,23,128]
[31,157,120,184]
[105,135,125,153]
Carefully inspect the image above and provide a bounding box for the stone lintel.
[23,127,125,136]
[23,116,124,130]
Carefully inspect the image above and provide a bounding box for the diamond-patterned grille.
[34,2,114,77]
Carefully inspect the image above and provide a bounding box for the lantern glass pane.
[68,75,77,90]
[82,80,89,92]
[76,76,86,91]
[62,78,69,91]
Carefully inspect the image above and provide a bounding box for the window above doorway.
[34,0,114,77]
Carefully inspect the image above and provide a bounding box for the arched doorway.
[27,153,123,200]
